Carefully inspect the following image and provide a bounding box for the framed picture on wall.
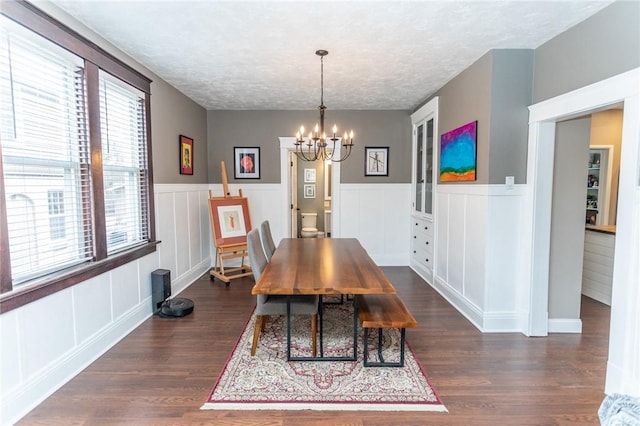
[234,147,260,179]
[365,146,389,176]
[304,184,315,199]
[304,168,316,183]
[179,135,194,175]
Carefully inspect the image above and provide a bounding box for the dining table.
[251,237,396,361]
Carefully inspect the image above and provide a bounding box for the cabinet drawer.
[412,232,433,254]
[412,218,433,236]
[412,247,433,268]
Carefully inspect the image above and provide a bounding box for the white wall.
[0,184,212,425]
[426,183,527,332]
[339,184,411,266]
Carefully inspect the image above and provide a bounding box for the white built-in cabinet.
[410,97,438,282]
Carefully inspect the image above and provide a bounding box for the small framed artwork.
[234,147,260,179]
[179,135,194,175]
[304,184,316,199]
[304,168,316,183]
[365,146,389,176]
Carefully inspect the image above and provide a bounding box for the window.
[99,73,149,254]
[0,3,155,311]
[1,18,92,284]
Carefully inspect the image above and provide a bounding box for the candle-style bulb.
[349,130,354,140]
[343,131,348,141]
[314,124,319,134]
[332,125,337,134]
[300,125,305,134]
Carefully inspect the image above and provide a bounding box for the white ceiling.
[48,0,613,111]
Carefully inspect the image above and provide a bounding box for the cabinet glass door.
[415,123,424,213]
[425,118,434,215]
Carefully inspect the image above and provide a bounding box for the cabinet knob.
[413,250,416,254]
[425,258,429,262]
[425,241,429,245]
[414,235,417,239]
[424,226,428,230]
[415,222,418,226]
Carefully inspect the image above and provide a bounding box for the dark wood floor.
[18,267,610,425]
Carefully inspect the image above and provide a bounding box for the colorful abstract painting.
[439,121,477,182]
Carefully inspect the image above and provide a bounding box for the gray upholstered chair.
[260,220,277,262]
[246,228,318,356]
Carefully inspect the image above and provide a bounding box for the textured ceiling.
[47,0,613,110]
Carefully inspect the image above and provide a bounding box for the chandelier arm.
[328,146,352,162]
[296,143,317,162]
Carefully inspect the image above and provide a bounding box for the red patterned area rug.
[202,300,446,412]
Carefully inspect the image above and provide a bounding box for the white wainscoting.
[155,184,213,292]
[212,183,410,267]
[0,184,212,425]
[429,184,527,332]
[339,184,411,266]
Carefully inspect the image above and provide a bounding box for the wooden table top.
[251,238,396,296]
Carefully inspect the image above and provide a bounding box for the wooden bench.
[355,294,418,367]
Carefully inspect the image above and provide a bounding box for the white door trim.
[279,137,341,238]
[524,67,640,338]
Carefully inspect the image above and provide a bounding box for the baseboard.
[172,259,211,296]
[548,318,583,333]
[482,312,523,332]
[428,273,483,331]
[2,302,150,425]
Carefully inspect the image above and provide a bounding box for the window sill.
[0,241,160,314]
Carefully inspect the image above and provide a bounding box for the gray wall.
[533,0,640,103]
[434,49,533,185]
[150,79,208,184]
[207,110,411,184]
[436,52,492,184]
[488,50,534,185]
[548,117,591,320]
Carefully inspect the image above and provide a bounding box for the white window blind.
[0,16,92,284]
[99,72,149,254]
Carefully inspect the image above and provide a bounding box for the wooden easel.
[208,161,253,285]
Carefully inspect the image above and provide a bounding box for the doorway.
[524,68,639,394]
[547,110,621,331]
[279,137,341,238]
[289,154,331,238]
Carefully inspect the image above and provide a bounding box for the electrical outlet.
[506,176,515,189]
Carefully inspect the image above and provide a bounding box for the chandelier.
[295,50,354,162]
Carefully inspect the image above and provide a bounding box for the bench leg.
[363,327,406,368]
